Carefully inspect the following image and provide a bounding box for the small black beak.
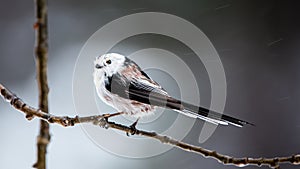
[95,64,103,69]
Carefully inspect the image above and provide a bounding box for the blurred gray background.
[0,0,300,169]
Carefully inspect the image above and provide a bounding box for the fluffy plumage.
[93,53,252,127]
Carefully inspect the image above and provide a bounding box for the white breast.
[93,70,155,117]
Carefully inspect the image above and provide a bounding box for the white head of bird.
[94,53,126,77]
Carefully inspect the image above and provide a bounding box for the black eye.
[106,59,111,65]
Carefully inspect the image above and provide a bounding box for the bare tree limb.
[33,0,50,168]
[1,83,300,169]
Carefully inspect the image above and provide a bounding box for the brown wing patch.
[121,63,161,87]
[121,64,142,78]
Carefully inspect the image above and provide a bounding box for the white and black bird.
[93,53,252,130]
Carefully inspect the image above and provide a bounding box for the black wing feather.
[106,72,174,107]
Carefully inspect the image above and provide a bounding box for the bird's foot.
[126,118,140,136]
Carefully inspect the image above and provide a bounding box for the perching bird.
[93,53,252,130]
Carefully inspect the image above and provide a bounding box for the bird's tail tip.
[240,120,255,127]
[178,107,254,128]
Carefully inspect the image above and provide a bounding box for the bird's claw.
[126,122,138,136]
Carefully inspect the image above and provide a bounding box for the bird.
[93,53,253,131]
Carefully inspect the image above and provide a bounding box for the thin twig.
[33,0,50,168]
[1,83,300,169]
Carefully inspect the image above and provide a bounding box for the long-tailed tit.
[93,53,252,129]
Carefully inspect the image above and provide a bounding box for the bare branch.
[33,0,50,168]
[1,83,300,169]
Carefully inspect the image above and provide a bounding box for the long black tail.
[166,98,253,127]
[182,101,253,127]
[126,86,253,127]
